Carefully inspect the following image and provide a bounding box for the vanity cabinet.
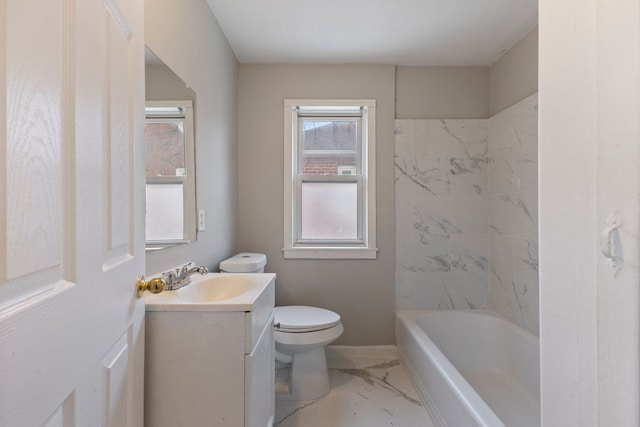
[144,274,275,427]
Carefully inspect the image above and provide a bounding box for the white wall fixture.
[600,211,623,277]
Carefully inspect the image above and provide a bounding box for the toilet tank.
[219,253,267,273]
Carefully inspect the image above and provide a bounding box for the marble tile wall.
[395,119,489,310]
[487,94,539,335]
[394,94,539,336]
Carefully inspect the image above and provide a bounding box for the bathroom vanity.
[143,273,276,427]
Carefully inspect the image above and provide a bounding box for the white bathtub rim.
[397,310,507,427]
[399,309,539,342]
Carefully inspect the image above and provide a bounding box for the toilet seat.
[275,306,341,333]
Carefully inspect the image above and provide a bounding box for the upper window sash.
[296,115,362,176]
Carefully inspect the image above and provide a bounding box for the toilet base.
[275,347,330,401]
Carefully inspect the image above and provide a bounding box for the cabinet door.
[245,312,275,427]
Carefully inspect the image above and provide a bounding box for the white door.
[0,0,146,425]
[540,0,640,425]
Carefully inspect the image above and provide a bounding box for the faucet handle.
[162,270,178,285]
[179,261,195,275]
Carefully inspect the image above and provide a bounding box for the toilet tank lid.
[219,253,266,273]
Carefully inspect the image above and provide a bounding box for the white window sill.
[283,247,378,259]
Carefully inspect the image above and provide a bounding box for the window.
[145,100,196,248]
[283,99,377,259]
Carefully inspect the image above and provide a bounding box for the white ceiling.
[205,0,538,66]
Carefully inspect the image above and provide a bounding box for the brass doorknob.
[136,275,166,298]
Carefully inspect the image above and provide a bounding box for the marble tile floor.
[274,349,435,427]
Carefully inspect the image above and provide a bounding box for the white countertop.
[144,272,276,312]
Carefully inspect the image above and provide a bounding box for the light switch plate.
[198,209,205,231]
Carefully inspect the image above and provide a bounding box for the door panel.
[4,0,66,300]
[102,332,130,427]
[106,0,132,259]
[0,0,145,425]
[540,0,640,424]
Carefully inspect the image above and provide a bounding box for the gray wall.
[238,65,396,345]
[395,27,538,120]
[145,64,195,101]
[145,0,239,275]
[396,67,490,119]
[490,27,538,116]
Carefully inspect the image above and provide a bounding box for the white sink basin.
[144,272,276,312]
[178,276,253,303]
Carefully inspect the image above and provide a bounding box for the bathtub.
[396,310,540,427]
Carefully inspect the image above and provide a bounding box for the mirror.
[144,47,197,251]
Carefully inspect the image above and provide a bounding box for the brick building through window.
[301,120,358,175]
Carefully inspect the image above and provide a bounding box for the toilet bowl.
[219,253,344,401]
[274,305,343,401]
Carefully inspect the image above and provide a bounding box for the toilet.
[219,253,344,401]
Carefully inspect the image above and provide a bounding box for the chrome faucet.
[162,262,209,290]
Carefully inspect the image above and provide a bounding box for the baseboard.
[325,345,398,369]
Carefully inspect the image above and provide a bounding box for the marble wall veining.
[395,119,489,311]
[487,93,539,335]
[394,94,539,336]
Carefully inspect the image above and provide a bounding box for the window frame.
[144,100,196,249]
[283,99,377,259]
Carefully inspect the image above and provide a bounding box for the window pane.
[301,119,358,175]
[145,119,186,177]
[301,182,357,240]
[146,183,184,241]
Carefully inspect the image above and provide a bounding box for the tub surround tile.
[487,94,539,336]
[488,191,537,240]
[488,274,540,337]
[396,119,489,312]
[397,234,488,276]
[488,273,523,326]
[488,141,537,194]
[515,238,539,286]
[274,353,433,427]
[395,119,488,197]
[396,271,487,311]
[489,150,516,195]
[488,95,538,155]
[411,195,489,236]
[396,94,539,336]
[518,279,540,336]
[512,141,538,192]
[489,233,515,281]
